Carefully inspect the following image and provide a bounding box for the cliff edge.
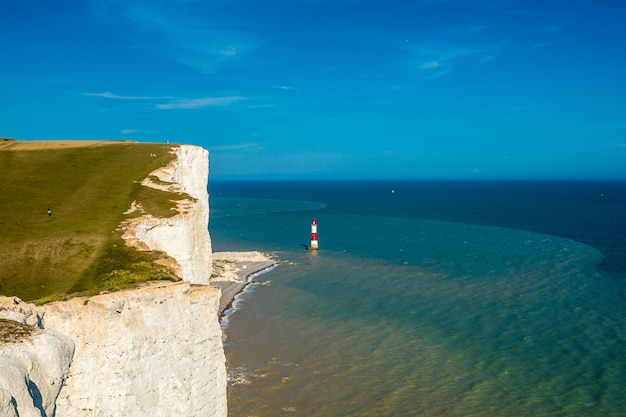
[0,144,226,417]
[123,145,212,285]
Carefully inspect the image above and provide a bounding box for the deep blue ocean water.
[209,180,626,417]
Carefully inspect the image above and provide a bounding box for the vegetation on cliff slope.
[0,141,186,303]
[0,318,35,343]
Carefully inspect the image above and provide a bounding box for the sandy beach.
[210,251,278,318]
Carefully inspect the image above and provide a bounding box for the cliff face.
[43,283,226,417]
[0,298,74,417]
[0,329,74,417]
[131,145,212,285]
[0,145,226,417]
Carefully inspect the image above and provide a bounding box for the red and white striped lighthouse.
[308,218,319,250]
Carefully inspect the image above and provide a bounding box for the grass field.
[0,140,188,303]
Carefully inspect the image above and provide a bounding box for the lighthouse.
[307,218,319,250]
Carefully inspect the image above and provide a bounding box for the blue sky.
[1,0,625,179]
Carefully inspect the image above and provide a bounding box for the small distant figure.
[47,208,52,216]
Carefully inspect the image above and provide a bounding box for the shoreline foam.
[210,251,278,318]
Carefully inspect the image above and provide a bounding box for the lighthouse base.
[306,246,319,251]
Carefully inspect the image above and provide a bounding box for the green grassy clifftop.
[0,140,186,303]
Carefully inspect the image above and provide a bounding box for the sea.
[208,180,626,417]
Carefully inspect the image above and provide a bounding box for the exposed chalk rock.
[0,144,226,417]
[43,282,227,417]
[0,297,44,329]
[131,145,213,285]
[0,314,74,417]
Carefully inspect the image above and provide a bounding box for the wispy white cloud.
[86,91,246,110]
[156,96,244,110]
[121,128,141,134]
[421,61,441,69]
[404,21,503,79]
[89,0,260,74]
[210,142,261,151]
[412,41,498,79]
[219,46,238,57]
[274,85,300,91]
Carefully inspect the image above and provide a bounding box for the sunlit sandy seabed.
[211,188,626,417]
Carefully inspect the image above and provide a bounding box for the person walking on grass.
[48,208,52,216]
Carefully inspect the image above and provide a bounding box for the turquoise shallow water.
[210,181,626,417]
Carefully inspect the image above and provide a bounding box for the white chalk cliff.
[0,298,74,417]
[0,145,226,417]
[130,145,212,285]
